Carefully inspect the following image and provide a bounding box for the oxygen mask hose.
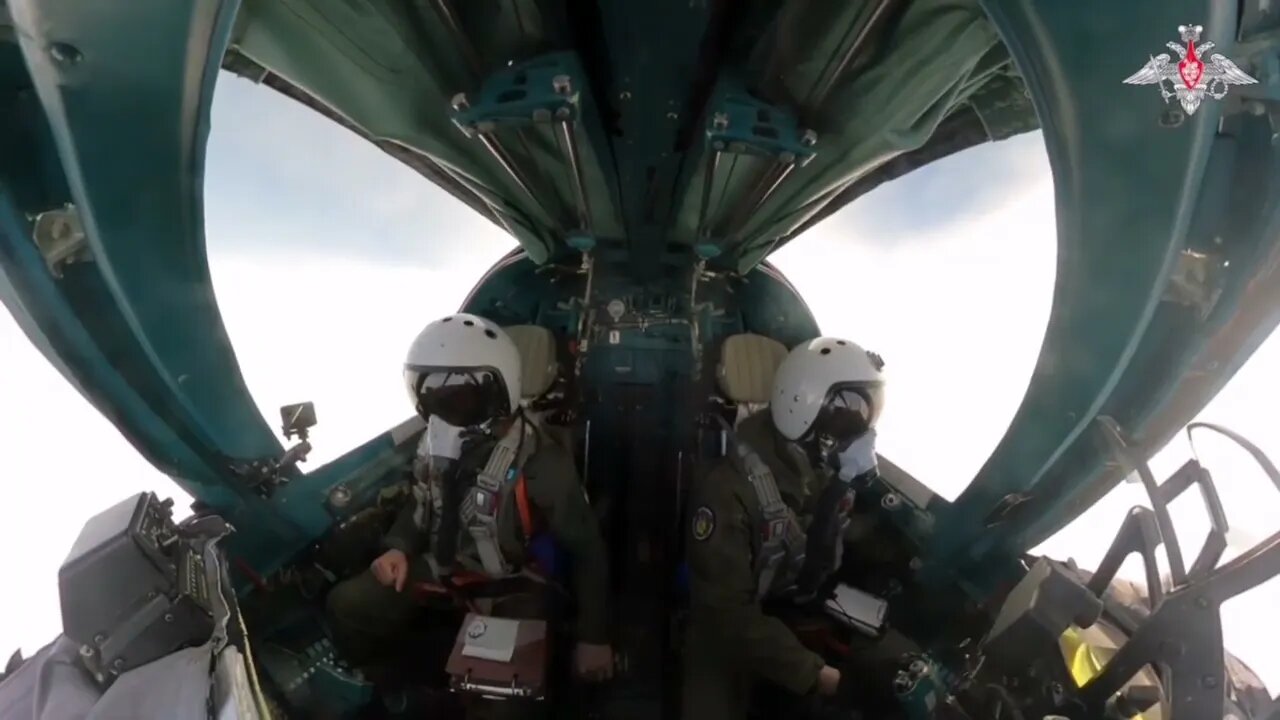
[796,430,877,598]
[425,415,469,577]
[433,459,464,576]
[796,478,851,598]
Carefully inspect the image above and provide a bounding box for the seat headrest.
[505,325,559,400]
[716,333,788,405]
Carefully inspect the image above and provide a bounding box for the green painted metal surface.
[922,0,1280,586]
[1,0,308,568]
[1,0,1279,591]
[222,0,1028,275]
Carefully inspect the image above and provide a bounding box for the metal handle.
[454,671,539,699]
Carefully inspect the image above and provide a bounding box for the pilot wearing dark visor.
[325,313,613,716]
[683,337,886,720]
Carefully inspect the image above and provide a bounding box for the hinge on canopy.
[30,203,92,278]
[448,51,601,249]
[693,79,818,261]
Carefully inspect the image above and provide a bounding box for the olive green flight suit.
[682,411,829,720]
[326,420,609,712]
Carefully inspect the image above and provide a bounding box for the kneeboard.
[445,614,548,700]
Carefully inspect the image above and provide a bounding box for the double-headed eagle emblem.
[1123,24,1257,116]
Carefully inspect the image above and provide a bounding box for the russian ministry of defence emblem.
[1123,24,1257,116]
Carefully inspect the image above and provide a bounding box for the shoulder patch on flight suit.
[691,506,716,541]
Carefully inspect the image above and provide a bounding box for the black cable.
[795,478,851,598]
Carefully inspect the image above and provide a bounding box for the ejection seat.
[405,324,573,601]
[505,324,577,457]
[676,333,789,596]
[506,324,560,406]
[694,332,789,500]
[709,332,790,448]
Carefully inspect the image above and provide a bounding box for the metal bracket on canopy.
[30,204,92,278]
[1163,248,1226,319]
[694,79,817,257]
[449,52,599,241]
[232,441,312,499]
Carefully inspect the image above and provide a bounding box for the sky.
[1,71,1277,690]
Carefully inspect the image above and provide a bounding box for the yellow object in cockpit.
[1062,626,1106,684]
[1059,626,1162,720]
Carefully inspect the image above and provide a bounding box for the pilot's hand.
[371,549,409,592]
[817,665,842,696]
[574,642,614,682]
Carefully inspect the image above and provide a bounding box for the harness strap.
[415,418,547,586]
[516,473,536,539]
[465,419,534,577]
[714,415,807,601]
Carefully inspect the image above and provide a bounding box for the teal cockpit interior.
[2,0,1280,718]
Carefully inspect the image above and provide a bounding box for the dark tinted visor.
[404,366,509,427]
[807,383,884,452]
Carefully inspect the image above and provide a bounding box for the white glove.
[837,428,878,482]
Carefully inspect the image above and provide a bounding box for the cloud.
[0,310,190,656]
[204,73,515,267]
[819,130,1052,244]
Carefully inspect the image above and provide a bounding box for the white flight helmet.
[403,313,522,427]
[771,337,885,449]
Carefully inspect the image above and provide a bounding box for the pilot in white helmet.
[683,337,886,719]
[325,313,614,714]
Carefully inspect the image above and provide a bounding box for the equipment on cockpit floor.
[255,635,374,714]
[58,491,217,684]
[893,654,948,720]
